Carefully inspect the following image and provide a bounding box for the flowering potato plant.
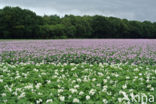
[0,39,156,65]
[0,39,156,103]
[0,63,155,103]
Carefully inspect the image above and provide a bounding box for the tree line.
[0,6,156,39]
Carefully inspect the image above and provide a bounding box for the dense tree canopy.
[0,6,156,39]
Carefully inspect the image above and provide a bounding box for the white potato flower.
[1,93,6,97]
[33,68,38,72]
[86,95,90,100]
[106,76,110,79]
[103,99,108,104]
[102,86,108,92]
[79,91,84,95]
[0,79,3,83]
[35,83,42,89]
[15,75,20,79]
[89,89,96,95]
[115,74,119,77]
[59,96,65,102]
[73,98,80,103]
[24,83,33,89]
[58,89,64,93]
[38,92,42,95]
[36,99,42,104]
[47,80,51,84]
[134,68,139,71]
[92,78,96,81]
[99,63,104,67]
[71,67,76,71]
[147,84,151,88]
[96,83,101,87]
[18,92,25,99]
[107,92,112,95]
[77,78,81,82]
[3,100,7,103]
[74,85,79,89]
[72,80,76,83]
[150,87,154,91]
[98,72,104,76]
[68,95,72,98]
[69,88,78,93]
[118,98,122,103]
[139,73,142,76]
[46,99,53,103]
[126,76,130,79]
[122,84,127,89]
[103,79,107,83]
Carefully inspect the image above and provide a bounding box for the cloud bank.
[0,0,156,21]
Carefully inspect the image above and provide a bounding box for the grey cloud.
[0,0,156,21]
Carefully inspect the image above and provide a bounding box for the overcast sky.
[0,0,156,21]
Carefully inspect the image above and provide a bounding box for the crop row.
[0,63,155,103]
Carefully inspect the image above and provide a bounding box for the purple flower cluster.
[0,39,156,64]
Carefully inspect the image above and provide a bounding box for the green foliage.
[39,24,66,38]
[0,6,42,39]
[0,6,156,39]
